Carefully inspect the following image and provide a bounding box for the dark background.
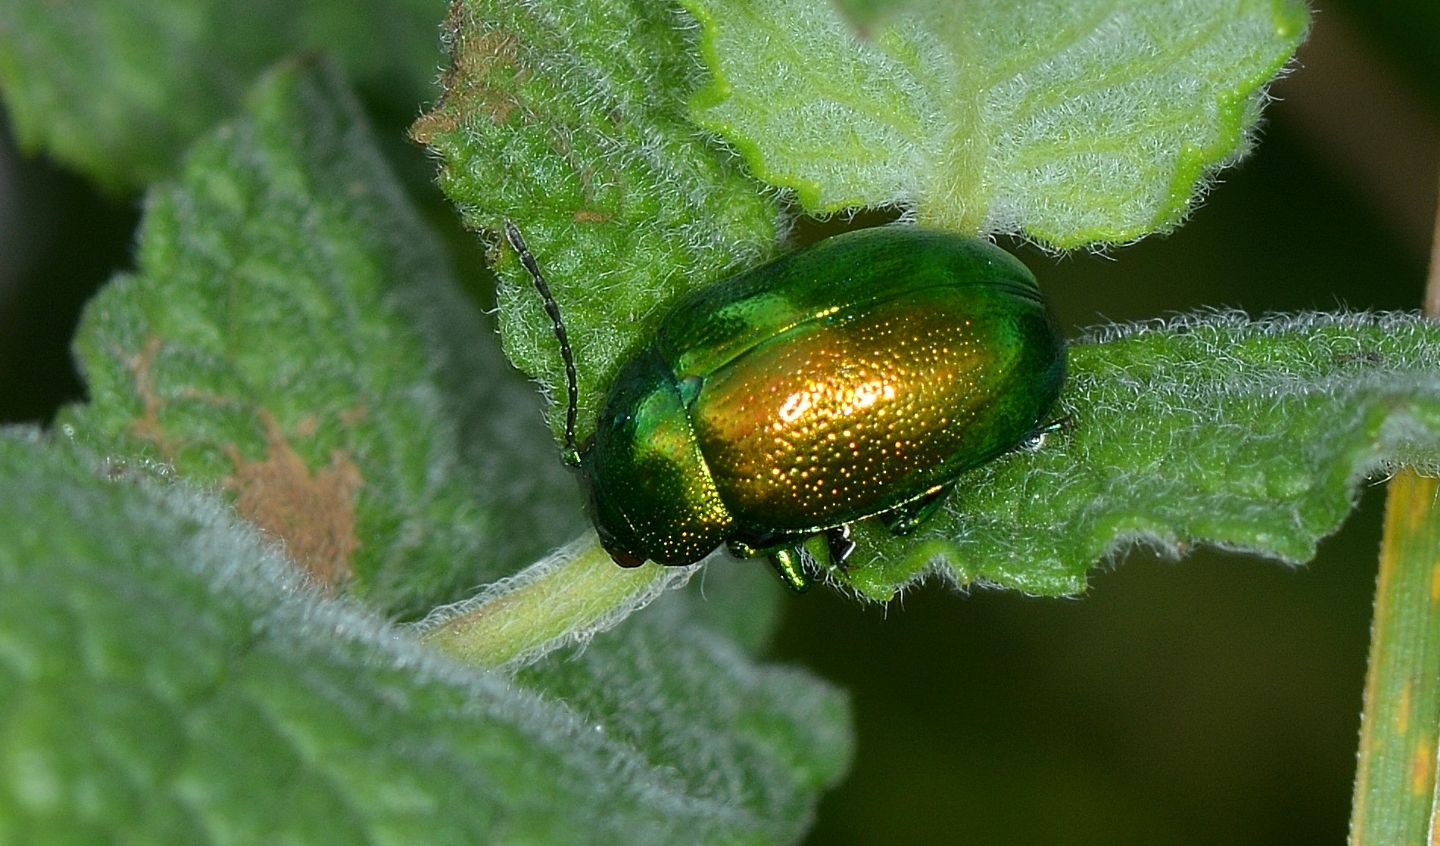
[1,3,1436,844]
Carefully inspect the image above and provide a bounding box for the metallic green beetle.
[505,223,1066,591]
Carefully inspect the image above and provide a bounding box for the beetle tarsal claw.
[825,525,856,565]
[1019,415,1073,453]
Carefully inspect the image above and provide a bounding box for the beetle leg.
[879,486,952,536]
[729,534,818,592]
[767,546,813,593]
[725,537,761,558]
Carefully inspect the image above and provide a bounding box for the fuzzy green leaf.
[681,0,1309,246]
[837,312,1440,600]
[58,59,582,619]
[0,0,443,191]
[412,0,779,442]
[0,431,850,843]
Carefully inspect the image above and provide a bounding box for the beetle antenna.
[504,221,581,466]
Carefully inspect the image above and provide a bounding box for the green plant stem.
[415,535,691,667]
[1349,166,1440,844]
[1352,472,1440,843]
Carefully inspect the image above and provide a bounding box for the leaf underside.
[682,0,1310,246]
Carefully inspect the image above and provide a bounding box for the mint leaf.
[0,0,443,191]
[520,589,852,840]
[59,59,581,619]
[839,312,1440,600]
[413,0,779,442]
[0,431,850,843]
[682,0,1309,246]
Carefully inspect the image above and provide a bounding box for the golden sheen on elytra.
[507,224,1066,591]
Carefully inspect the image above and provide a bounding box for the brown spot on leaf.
[411,13,529,143]
[1411,732,1436,797]
[340,404,368,427]
[294,414,319,438]
[227,412,363,589]
[127,335,175,461]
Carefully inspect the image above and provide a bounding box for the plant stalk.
[1349,160,1440,844]
[412,534,695,668]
